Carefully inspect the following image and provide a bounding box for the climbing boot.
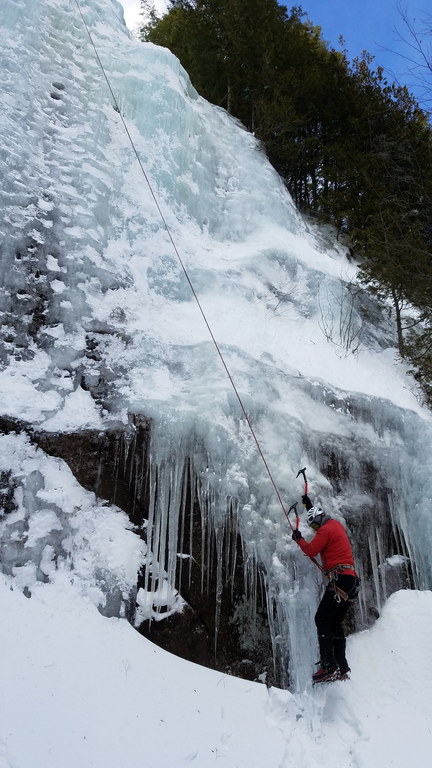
[338,665,351,681]
[312,663,339,685]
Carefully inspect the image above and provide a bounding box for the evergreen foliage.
[140,0,432,406]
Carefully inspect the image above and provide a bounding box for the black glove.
[292,529,302,542]
[302,494,313,511]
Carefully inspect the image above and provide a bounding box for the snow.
[0,576,431,768]
[0,432,145,614]
[1,0,432,764]
[42,385,106,431]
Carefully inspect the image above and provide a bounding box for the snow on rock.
[42,385,106,431]
[0,432,145,613]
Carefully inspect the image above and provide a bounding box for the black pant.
[314,574,359,671]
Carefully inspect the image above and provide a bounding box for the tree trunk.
[391,287,405,356]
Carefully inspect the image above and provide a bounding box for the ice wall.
[124,386,432,688]
[1,0,432,690]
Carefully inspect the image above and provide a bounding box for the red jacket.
[298,518,355,575]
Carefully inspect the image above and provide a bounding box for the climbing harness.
[73,0,293,528]
[325,563,356,577]
[327,566,360,603]
[329,579,360,603]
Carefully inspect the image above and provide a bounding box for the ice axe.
[288,501,300,530]
[292,467,327,575]
[296,467,308,496]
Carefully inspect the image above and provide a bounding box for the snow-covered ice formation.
[1,0,432,689]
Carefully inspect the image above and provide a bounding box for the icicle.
[369,530,381,613]
[376,528,387,602]
[355,558,368,624]
[112,433,121,506]
[213,526,224,655]
[228,500,239,602]
[144,461,157,600]
[187,467,194,587]
[176,462,188,590]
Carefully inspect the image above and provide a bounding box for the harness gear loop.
[329,582,346,602]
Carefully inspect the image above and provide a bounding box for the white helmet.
[307,506,324,527]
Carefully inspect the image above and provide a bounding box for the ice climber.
[291,494,360,684]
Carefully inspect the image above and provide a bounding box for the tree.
[396,4,432,110]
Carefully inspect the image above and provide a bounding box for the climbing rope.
[73,0,294,529]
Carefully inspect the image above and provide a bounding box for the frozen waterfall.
[1,0,432,690]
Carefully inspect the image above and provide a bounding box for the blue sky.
[299,1,430,107]
[121,1,431,110]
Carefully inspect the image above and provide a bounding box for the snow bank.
[0,579,430,768]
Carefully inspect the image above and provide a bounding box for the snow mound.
[0,580,430,768]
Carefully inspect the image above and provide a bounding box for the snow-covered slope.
[1,0,432,716]
[0,576,431,768]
